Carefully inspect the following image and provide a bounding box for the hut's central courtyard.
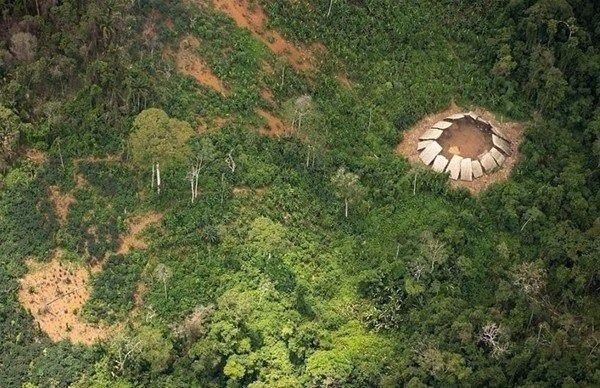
[438,118,493,159]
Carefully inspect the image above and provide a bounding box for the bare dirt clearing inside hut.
[438,119,493,159]
[396,104,525,193]
[18,212,163,345]
[212,0,322,71]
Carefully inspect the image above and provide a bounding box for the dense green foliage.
[61,161,137,262]
[0,105,29,170]
[84,253,146,323]
[0,0,598,386]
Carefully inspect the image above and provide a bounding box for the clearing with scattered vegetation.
[18,252,113,345]
[170,35,229,95]
[18,212,162,345]
[213,0,321,71]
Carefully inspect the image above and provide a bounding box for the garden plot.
[256,108,291,137]
[18,251,113,345]
[18,213,162,345]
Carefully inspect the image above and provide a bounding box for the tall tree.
[283,95,324,169]
[330,167,365,218]
[153,263,172,297]
[9,32,37,62]
[187,137,217,203]
[129,108,193,194]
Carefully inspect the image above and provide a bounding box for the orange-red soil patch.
[49,186,75,225]
[214,116,230,129]
[24,148,47,164]
[169,36,228,95]
[18,252,116,345]
[256,108,290,137]
[117,212,164,254]
[212,0,322,71]
[395,104,525,193]
[129,281,149,320]
[196,116,231,134]
[261,87,274,104]
[337,74,353,89]
[18,212,163,345]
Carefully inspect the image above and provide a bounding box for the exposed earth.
[169,35,228,95]
[18,212,163,345]
[212,0,322,71]
[438,119,494,159]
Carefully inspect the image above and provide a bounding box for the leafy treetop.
[129,108,194,170]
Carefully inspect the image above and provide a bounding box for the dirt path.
[18,212,163,345]
[261,87,274,104]
[212,0,322,72]
[395,104,525,193]
[117,212,164,254]
[48,186,75,226]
